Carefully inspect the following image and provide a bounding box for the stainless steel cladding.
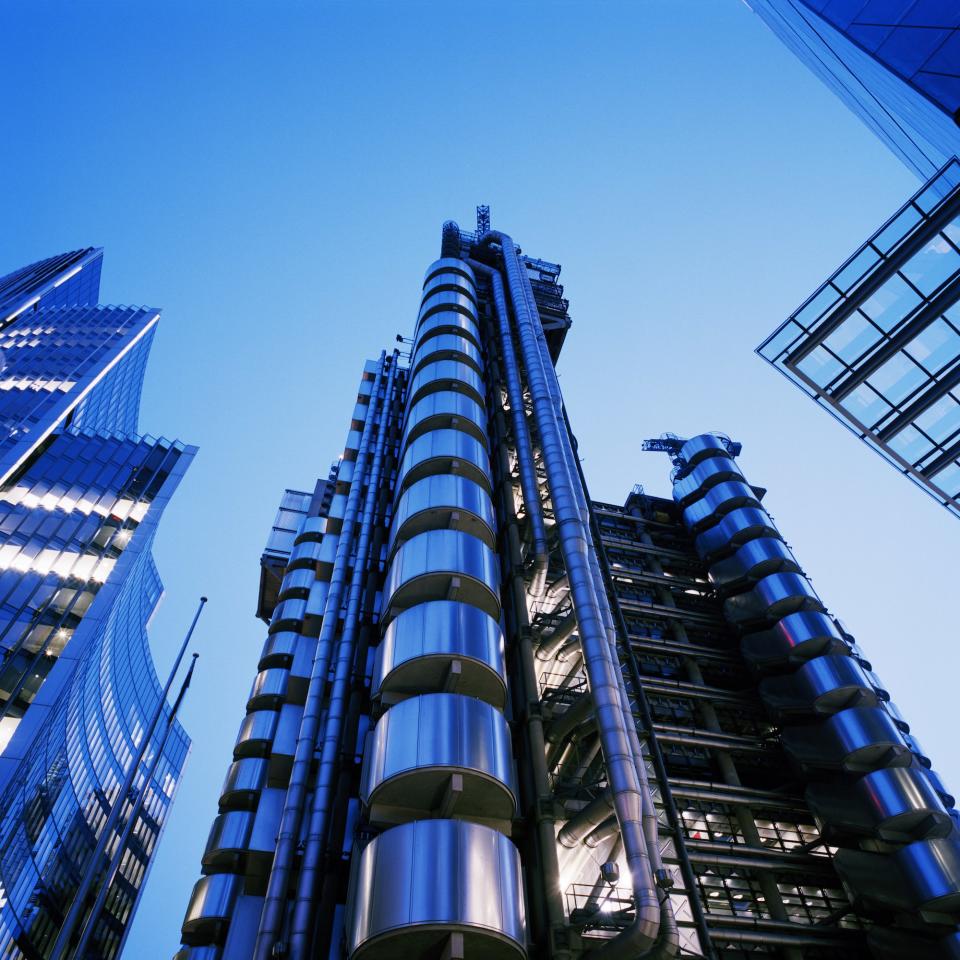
[780,706,912,773]
[402,391,488,448]
[758,653,878,715]
[346,820,526,960]
[406,359,486,407]
[181,874,242,945]
[668,432,960,954]
[415,311,481,351]
[381,529,501,622]
[203,811,255,871]
[723,572,824,626]
[693,506,780,560]
[361,693,516,825]
[235,710,280,757]
[338,255,527,960]
[678,433,733,467]
[806,767,954,842]
[396,429,492,493]
[740,610,847,667]
[418,290,478,325]
[834,838,960,918]
[259,631,299,668]
[421,271,478,304]
[268,598,308,632]
[373,600,507,708]
[247,668,290,711]
[390,474,497,553]
[681,480,762,532]
[220,758,268,809]
[708,537,801,590]
[672,454,744,505]
[174,946,222,960]
[287,537,324,569]
[410,333,484,376]
[278,567,317,598]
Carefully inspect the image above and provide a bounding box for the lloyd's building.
[178,216,960,960]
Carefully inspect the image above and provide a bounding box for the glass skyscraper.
[0,249,196,957]
[750,2,960,515]
[759,158,960,517]
[748,0,960,184]
[176,218,960,960]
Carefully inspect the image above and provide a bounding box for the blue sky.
[2,0,954,954]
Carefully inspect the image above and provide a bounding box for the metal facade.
[177,221,960,960]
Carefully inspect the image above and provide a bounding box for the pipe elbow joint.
[593,904,660,960]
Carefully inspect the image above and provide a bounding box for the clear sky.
[1,0,953,954]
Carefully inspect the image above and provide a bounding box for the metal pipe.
[585,816,621,848]
[512,237,679,960]
[652,727,767,752]
[75,653,199,959]
[481,232,662,956]
[565,735,602,785]
[487,343,568,955]
[467,259,548,597]
[682,844,831,873]
[50,595,207,960]
[550,390,678,958]
[546,573,569,599]
[589,514,716,960]
[288,352,399,959]
[556,636,582,663]
[559,790,612,847]
[536,611,578,661]
[253,353,388,960]
[546,693,594,744]
[669,784,803,809]
[708,924,856,949]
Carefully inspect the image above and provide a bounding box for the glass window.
[888,425,935,465]
[875,205,923,253]
[902,234,960,297]
[930,460,960,498]
[794,286,840,332]
[944,222,960,247]
[867,352,928,406]
[823,311,882,364]
[843,383,892,427]
[859,274,921,332]
[905,317,960,373]
[796,345,844,389]
[759,320,804,361]
[834,245,880,292]
[915,394,960,446]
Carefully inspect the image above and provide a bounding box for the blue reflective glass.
[823,311,883,363]
[0,250,193,958]
[750,0,960,182]
[758,164,960,516]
